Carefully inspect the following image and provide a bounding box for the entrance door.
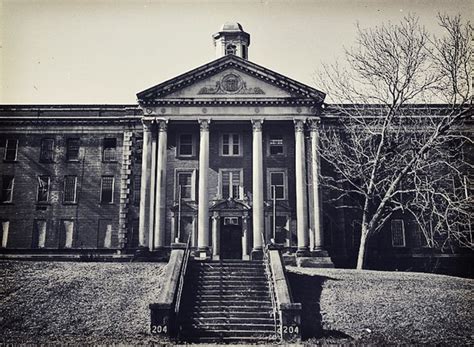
[220,224,242,259]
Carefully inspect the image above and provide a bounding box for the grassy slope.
[0,261,167,344]
[1,261,472,345]
[287,267,474,345]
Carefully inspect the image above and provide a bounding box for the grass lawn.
[0,260,167,344]
[1,260,472,345]
[287,267,474,345]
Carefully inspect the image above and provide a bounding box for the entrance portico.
[135,25,331,265]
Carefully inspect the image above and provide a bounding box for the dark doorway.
[220,224,242,259]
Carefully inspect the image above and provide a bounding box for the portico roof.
[136,54,325,105]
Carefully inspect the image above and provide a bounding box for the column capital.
[142,119,153,131]
[251,119,264,132]
[198,118,211,131]
[308,118,321,132]
[212,211,220,220]
[294,119,306,132]
[156,119,168,132]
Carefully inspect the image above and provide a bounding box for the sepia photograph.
[0,0,472,345]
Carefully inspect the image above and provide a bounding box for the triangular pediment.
[210,198,251,211]
[137,55,325,104]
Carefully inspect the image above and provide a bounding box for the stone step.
[193,293,271,300]
[193,288,270,295]
[190,273,267,282]
[191,279,269,286]
[181,322,276,332]
[192,262,264,269]
[189,299,273,312]
[180,326,277,337]
[191,269,266,275]
[185,311,274,319]
[183,336,278,343]
[193,282,269,289]
[183,305,274,313]
[182,316,276,325]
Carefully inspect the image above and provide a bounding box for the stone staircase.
[179,260,279,343]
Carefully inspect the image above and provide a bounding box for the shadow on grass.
[287,272,353,341]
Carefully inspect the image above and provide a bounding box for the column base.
[296,247,310,257]
[251,248,263,260]
[296,256,334,268]
[310,249,329,257]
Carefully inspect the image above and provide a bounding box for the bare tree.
[315,14,472,269]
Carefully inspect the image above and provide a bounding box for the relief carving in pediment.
[198,73,265,95]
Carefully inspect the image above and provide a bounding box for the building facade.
[0,23,471,273]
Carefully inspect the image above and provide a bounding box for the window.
[133,175,141,205]
[224,217,239,225]
[177,134,194,157]
[268,134,284,155]
[32,220,47,249]
[391,219,406,247]
[61,220,74,249]
[221,133,241,156]
[176,170,195,200]
[267,169,287,200]
[226,44,236,55]
[100,176,114,203]
[63,176,77,203]
[4,139,18,161]
[1,220,9,248]
[135,137,143,163]
[1,176,14,203]
[98,220,113,248]
[66,138,80,161]
[103,138,117,162]
[40,138,54,162]
[37,176,50,203]
[220,169,242,199]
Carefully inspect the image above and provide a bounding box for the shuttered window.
[4,139,18,161]
[1,176,14,203]
[103,138,117,162]
[66,138,80,161]
[40,138,54,162]
[100,176,114,203]
[64,176,77,203]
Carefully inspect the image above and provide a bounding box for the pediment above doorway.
[210,198,251,212]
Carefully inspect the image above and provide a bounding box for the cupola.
[212,22,250,60]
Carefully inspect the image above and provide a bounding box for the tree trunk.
[356,225,369,270]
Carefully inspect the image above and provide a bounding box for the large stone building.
[0,23,471,272]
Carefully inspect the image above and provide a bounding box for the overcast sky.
[1,0,471,104]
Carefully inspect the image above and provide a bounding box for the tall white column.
[295,119,309,255]
[148,128,157,249]
[251,119,264,258]
[138,120,153,248]
[197,119,210,255]
[211,212,220,259]
[310,119,324,251]
[154,120,168,249]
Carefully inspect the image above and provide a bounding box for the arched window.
[226,44,237,55]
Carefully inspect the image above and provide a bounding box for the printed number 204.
[279,326,299,334]
[151,325,167,334]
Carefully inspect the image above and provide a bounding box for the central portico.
[136,23,330,263]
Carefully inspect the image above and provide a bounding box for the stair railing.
[262,234,281,342]
[174,232,192,338]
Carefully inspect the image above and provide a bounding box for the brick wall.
[0,128,128,250]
